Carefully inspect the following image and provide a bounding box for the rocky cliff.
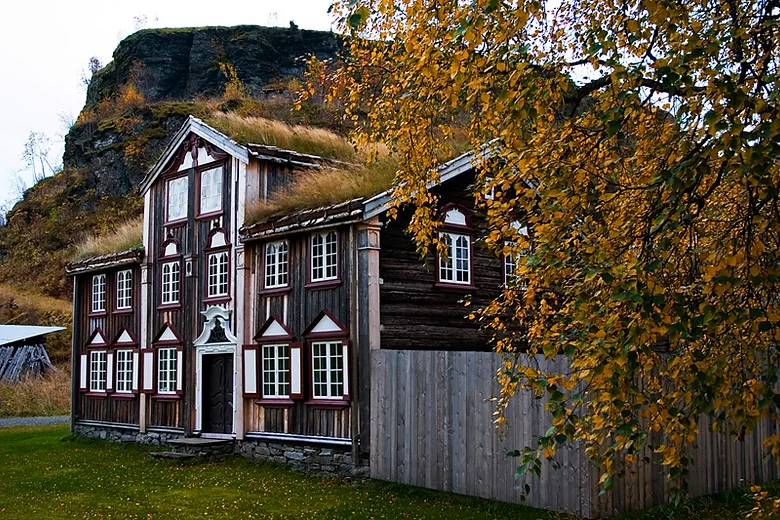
[0,25,341,299]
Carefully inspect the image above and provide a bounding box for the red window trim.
[308,229,341,287]
[113,268,134,313]
[195,160,227,220]
[260,239,290,292]
[257,341,293,400]
[164,172,189,225]
[204,231,231,302]
[159,257,183,308]
[89,273,108,317]
[255,399,295,408]
[305,334,350,404]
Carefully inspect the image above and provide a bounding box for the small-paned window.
[262,344,290,398]
[167,176,188,222]
[91,274,106,313]
[504,221,530,289]
[208,251,229,297]
[89,350,107,392]
[311,341,345,399]
[115,349,133,393]
[265,240,289,288]
[161,262,180,305]
[200,166,223,215]
[439,232,471,285]
[157,348,177,394]
[116,270,132,310]
[311,231,338,282]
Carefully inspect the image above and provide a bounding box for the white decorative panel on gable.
[310,314,342,334]
[157,326,178,343]
[89,330,108,346]
[115,330,134,345]
[444,208,467,226]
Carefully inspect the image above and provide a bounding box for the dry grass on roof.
[246,156,399,225]
[205,112,363,163]
[72,216,143,262]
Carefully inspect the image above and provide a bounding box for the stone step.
[150,451,198,461]
[167,438,233,448]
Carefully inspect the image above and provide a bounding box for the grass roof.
[72,217,143,262]
[205,112,361,163]
[246,156,398,225]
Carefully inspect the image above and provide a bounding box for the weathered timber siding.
[246,226,355,439]
[74,266,141,425]
[379,175,502,351]
[371,350,780,518]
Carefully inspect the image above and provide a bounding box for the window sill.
[258,286,291,296]
[88,311,107,318]
[196,210,224,221]
[157,303,182,311]
[86,392,108,398]
[305,279,341,291]
[164,218,187,228]
[255,398,295,408]
[114,307,133,315]
[203,296,231,305]
[434,282,476,293]
[305,399,350,409]
[112,392,136,399]
[152,393,181,400]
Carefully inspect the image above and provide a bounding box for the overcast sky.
[0,0,335,211]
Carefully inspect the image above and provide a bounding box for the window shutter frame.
[106,351,115,393]
[289,342,304,400]
[131,349,140,393]
[342,340,350,400]
[79,353,88,392]
[176,346,184,395]
[141,349,155,393]
[242,344,260,398]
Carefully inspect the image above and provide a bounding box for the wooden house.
[66,115,506,463]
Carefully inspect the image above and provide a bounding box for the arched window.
[436,204,475,289]
[311,230,338,282]
[264,240,289,289]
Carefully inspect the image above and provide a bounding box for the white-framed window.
[311,341,345,399]
[91,274,106,313]
[161,261,180,305]
[439,232,471,285]
[484,176,495,200]
[157,348,178,394]
[89,350,107,392]
[167,176,188,222]
[262,344,290,398]
[207,251,229,297]
[265,240,289,288]
[504,221,529,288]
[311,231,338,282]
[115,349,134,393]
[116,270,132,310]
[199,166,223,214]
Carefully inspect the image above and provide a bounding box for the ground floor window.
[89,350,107,392]
[115,349,133,393]
[311,341,345,399]
[262,344,290,398]
[157,348,178,394]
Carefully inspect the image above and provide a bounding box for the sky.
[0,0,335,211]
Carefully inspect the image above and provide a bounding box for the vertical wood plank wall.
[370,350,780,518]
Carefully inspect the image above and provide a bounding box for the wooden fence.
[369,350,780,518]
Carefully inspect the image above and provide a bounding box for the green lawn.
[0,424,778,520]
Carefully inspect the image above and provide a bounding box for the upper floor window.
[208,251,229,298]
[504,221,529,288]
[439,233,471,285]
[116,270,132,310]
[166,176,188,222]
[199,166,223,215]
[115,349,134,393]
[161,262,180,305]
[89,350,107,392]
[91,274,106,313]
[311,231,338,282]
[265,240,289,288]
[262,344,290,398]
[157,347,178,394]
[437,205,473,287]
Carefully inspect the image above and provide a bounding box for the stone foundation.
[73,423,369,478]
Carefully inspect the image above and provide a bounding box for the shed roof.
[0,325,66,347]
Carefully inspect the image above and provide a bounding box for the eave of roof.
[247,144,356,170]
[240,198,365,242]
[0,325,67,346]
[65,248,145,276]
[140,116,250,194]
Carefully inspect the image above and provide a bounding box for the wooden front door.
[202,353,234,434]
